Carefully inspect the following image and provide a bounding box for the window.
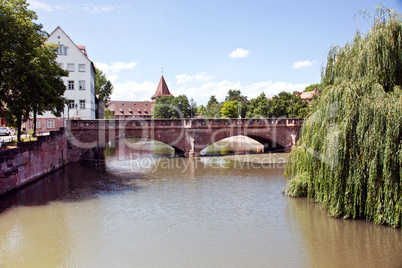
[78,64,86,72]
[79,100,86,109]
[79,81,86,90]
[68,100,75,109]
[47,119,55,129]
[36,120,41,129]
[67,63,74,72]
[56,45,68,55]
[68,81,74,90]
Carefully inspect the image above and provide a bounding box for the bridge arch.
[200,135,285,155]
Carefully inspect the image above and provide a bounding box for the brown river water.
[0,139,401,267]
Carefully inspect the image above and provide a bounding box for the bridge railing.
[69,118,304,129]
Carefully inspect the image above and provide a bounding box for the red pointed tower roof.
[151,76,173,100]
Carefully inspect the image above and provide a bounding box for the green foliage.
[304,83,321,92]
[285,6,402,228]
[171,95,191,118]
[197,105,206,116]
[204,102,223,118]
[104,109,114,119]
[207,95,219,107]
[153,95,175,118]
[0,0,67,140]
[152,95,191,118]
[204,95,223,118]
[246,92,268,118]
[95,67,114,106]
[225,89,248,117]
[221,101,238,118]
[267,92,308,118]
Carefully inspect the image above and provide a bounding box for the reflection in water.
[0,139,401,267]
[286,198,402,267]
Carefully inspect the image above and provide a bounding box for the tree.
[197,105,206,116]
[221,101,238,118]
[95,67,113,106]
[284,6,402,227]
[152,95,174,118]
[104,109,114,119]
[267,91,308,118]
[207,95,219,109]
[0,0,68,140]
[303,83,321,92]
[171,95,191,118]
[246,92,268,118]
[29,43,69,136]
[204,98,223,118]
[152,95,192,119]
[225,89,248,117]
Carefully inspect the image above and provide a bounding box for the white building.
[36,26,96,132]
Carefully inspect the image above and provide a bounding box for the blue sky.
[28,0,402,105]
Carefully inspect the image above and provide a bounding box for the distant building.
[107,101,153,119]
[106,75,174,119]
[296,88,319,102]
[151,75,173,100]
[35,26,96,133]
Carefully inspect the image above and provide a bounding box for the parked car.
[0,127,13,136]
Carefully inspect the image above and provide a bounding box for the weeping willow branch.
[284,6,402,228]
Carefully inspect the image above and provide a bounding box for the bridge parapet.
[69,118,303,130]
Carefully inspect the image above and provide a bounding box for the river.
[0,139,401,267]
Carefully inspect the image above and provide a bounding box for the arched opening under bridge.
[200,135,285,156]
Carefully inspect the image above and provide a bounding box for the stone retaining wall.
[0,129,67,196]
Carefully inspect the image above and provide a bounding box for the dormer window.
[138,109,141,113]
[129,109,133,114]
[120,109,123,113]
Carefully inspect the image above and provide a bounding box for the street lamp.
[178,102,182,117]
[267,102,270,118]
[290,99,294,118]
[190,98,194,118]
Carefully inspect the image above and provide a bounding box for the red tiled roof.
[298,90,316,101]
[77,45,88,58]
[107,101,154,118]
[151,76,173,100]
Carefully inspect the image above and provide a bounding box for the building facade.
[36,26,96,133]
[107,101,154,120]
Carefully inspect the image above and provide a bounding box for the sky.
[27,0,402,105]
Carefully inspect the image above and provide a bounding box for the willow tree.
[284,6,402,228]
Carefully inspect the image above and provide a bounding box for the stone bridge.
[66,118,303,162]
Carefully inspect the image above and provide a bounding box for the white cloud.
[175,72,215,84]
[82,4,129,14]
[292,60,317,69]
[27,0,53,12]
[111,81,157,102]
[95,61,137,75]
[53,3,129,14]
[229,48,250,58]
